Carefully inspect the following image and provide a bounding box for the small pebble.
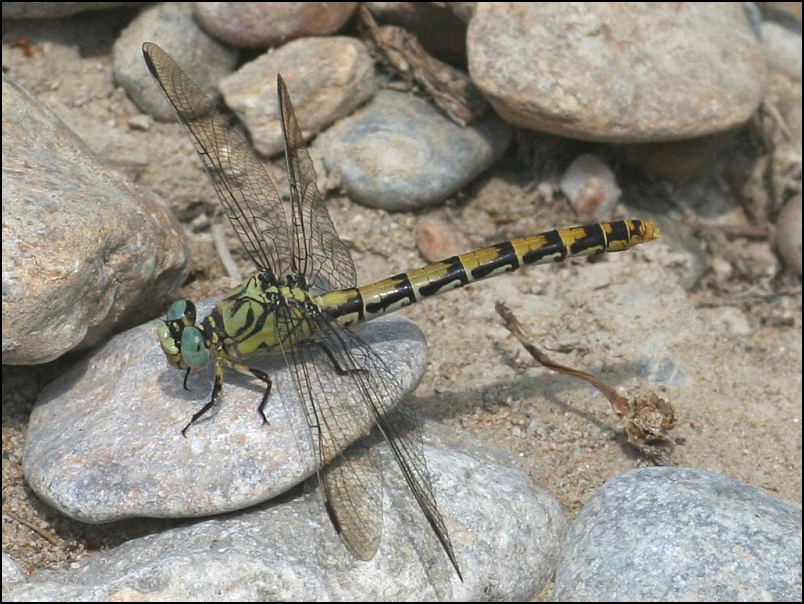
[416,217,464,262]
[774,193,802,277]
[559,154,621,222]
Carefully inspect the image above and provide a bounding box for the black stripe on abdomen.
[469,241,520,281]
[521,229,570,265]
[416,257,471,298]
[364,274,417,316]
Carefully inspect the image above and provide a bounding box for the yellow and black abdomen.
[319,220,659,327]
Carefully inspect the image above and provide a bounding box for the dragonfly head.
[157,299,210,370]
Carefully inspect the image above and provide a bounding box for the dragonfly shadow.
[155,347,289,433]
[416,340,652,448]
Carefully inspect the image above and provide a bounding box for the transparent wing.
[142,42,291,276]
[275,304,382,558]
[277,75,357,293]
[276,305,459,571]
[323,439,384,560]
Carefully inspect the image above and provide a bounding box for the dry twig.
[359,5,487,126]
[495,301,681,464]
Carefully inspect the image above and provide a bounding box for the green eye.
[180,326,209,368]
[166,299,196,323]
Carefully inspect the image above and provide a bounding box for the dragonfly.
[143,42,659,580]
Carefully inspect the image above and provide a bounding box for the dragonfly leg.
[227,360,273,425]
[181,358,225,436]
[313,341,367,376]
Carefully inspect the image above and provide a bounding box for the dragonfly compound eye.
[166,299,196,324]
[158,299,203,370]
[180,326,210,368]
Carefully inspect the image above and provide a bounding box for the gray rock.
[2,75,188,365]
[113,2,238,122]
[12,422,566,600]
[554,467,802,601]
[318,90,512,210]
[468,3,767,142]
[219,37,376,157]
[1,2,140,19]
[23,309,427,523]
[761,21,802,82]
[2,552,26,594]
[194,2,359,49]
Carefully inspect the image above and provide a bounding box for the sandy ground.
[2,10,801,591]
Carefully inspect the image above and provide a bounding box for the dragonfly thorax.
[215,274,323,356]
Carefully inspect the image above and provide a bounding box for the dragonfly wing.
[359,347,463,579]
[281,307,460,574]
[275,304,383,558]
[323,437,384,560]
[276,75,357,293]
[142,42,291,276]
